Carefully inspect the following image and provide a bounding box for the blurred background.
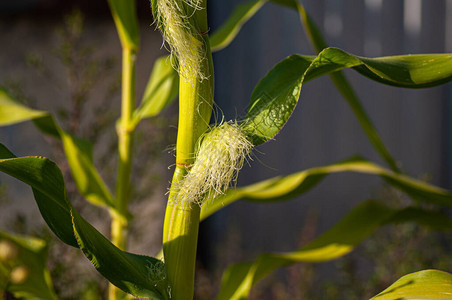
[1,0,452,299]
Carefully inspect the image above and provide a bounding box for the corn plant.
[1,0,452,299]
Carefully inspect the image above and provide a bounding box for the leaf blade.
[201,157,452,220]
[241,55,309,145]
[107,0,139,50]
[0,232,57,300]
[133,55,179,125]
[242,48,452,146]
[371,270,452,299]
[0,89,116,211]
[215,201,452,300]
[0,144,169,299]
[210,0,267,52]
[0,88,48,126]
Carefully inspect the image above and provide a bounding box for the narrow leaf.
[132,55,179,126]
[279,0,400,172]
[107,0,139,50]
[210,0,267,52]
[331,72,400,172]
[0,232,57,300]
[242,48,452,146]
[269,0,297,9]
[0,144,169,299]
[0,150,78,247]
[72,210,169,299]
[0,88,47,126]
[201,157,452,220]
[216,201,452,300]
[241,55,308,145]
[59,129,116,209]
[206,0,451,172]
[0,89,115,211]
[371,270,452,299]
[356,54,452,88]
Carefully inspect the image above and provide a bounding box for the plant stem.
[109,47,136,300]
[163,1,213,298]
[163,166,201,300]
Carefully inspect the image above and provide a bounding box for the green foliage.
[0,143,169,299]
[0,88,48,126]
[209,0,266,52]
[215,200,452,300]
[211,0,399,172]
[0,231,57,300]
[0,145,78,247]
[107,0,139,50]
[0,89,116,212]
[132,55,179,127]
[1,0,452,299]
[201,157,452,220]
[241,49,452,146]
[371,270,452,299]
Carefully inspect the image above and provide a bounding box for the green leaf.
[330,71,400,172]
[215,201,452,300]
[132,55,179,126]
[0,148,78,247]
[356,55,452,88]
[387,207,452,231]
[304,49,452,89]
[72,210,169,299]
[371,270,452,299]
[210,0,267,52]
[0,89,116,212]
[292,1,399,172]
[209,0,399,172]
[107,0,139,50]
[0,88,47,126]
[269,0,297,9]
[0,232,57,300]
[207,0,450,171]
[288,1,328,50]
[0,144,169,299]
[201,157,452,220]
[59,129,116,209]
[241,55,308,145]
[242,48,452,146]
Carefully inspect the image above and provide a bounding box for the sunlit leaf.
[0,145,77,247]
[210,0,266,52]
[59,129,116,209]
[207,0,452,170]
[242,48,452,146]
[269,0,297,9]
[213,0,399,172]
[0,89,116,212]
[292,1,399,171]
[0,88,47,126]
[132,55,179,126]
[0,144,169,299]
[371,270,452,299]
[72,211,169,299]
[305,49,452,88]
[241,55,307,145]
[107,0,139,50]
[0,232,57,300]
[215,201,452,300]
[201,157,452,220]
